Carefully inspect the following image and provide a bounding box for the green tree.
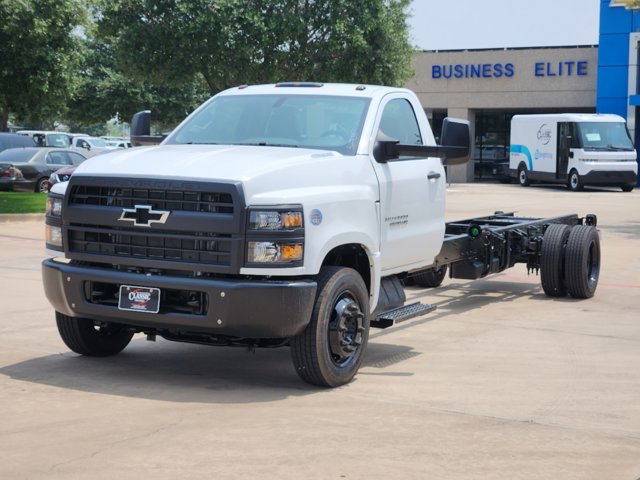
[65,39,209,131]
[96,0,414,95]
[0,0,87,131]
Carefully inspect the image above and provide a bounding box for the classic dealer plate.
[118,285,161,313]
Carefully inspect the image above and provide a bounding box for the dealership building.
[406,0,640,184]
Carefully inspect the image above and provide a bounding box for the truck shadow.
[0,276,581,401]
[0,336,422,401]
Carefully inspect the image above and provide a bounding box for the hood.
[72,144,342,181]
[70,143,376,205]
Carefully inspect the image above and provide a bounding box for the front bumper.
[42,259,317,338]
[581,170,637,186]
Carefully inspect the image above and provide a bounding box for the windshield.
[87,137,108,147]
[46,133,71,147]
[0,148,37,163]
[168,94,371,156]
[577,122,634,151]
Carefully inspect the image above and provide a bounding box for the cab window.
[378,99,423,145]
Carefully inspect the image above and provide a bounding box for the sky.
[407,0,601,51]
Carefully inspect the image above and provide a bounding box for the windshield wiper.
[237,142,299,148]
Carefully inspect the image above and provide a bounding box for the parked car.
[47,165,77,189]
[105,140,132,149]
[0,163,25,191]
[70,136,116,156]
[0,133,37,153]
[0,147,87,193]
[16,130,71,147]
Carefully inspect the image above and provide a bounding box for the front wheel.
[36,177,50,193]
[290,267,370,387]
[568,170,583,192]
[56,312,134,356]
[621,185,634,192]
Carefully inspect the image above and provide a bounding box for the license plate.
[118,285,160,313]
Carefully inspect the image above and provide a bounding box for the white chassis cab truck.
[510,113,638,192]
[43,83,602,387]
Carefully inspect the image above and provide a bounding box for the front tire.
[568,170,583,192]
[290,267,370,387]
[56,312,134,356]
[621,185,634,192]
[36,177,49,193]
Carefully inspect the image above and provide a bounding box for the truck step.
[371,302,437,329]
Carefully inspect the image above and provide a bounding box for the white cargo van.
[509,114,637,192]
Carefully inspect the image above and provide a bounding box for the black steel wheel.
[568,170,583,192]
[56,312,134,356]
[518,164,530,187]
[564,226,600,299]
[290,266,370,387]
[410,265,448,288]
[540,224,571,297]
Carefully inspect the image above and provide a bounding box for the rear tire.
[568,170,583,192]
[564,226,600,299]
[518,164,530,187]
[540,224,571,297]
[621,185,634,192]
[56,312,134,356]
[290,267,369,387]
[410,265,448,288]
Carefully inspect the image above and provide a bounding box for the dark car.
[0,133,36,153]
[0,147,87,193]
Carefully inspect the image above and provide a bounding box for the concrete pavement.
[0,183,639,479]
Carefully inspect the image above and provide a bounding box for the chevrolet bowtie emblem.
[119,205,170,227]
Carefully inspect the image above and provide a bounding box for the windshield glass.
[577,122,634,151]
[88,137,108,147]
[46,133,71,147]
[169,94,371,155]
[0,148,37,163]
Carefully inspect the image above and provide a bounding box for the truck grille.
[64,178,245,273]
[68,227,232,265]
[69,185,234,214]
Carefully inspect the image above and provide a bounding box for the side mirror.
[373,131,400,163]
[440,118,470,166]
[131,110,151,137]
[130,110,166,146]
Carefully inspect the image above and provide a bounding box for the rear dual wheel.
[540,225,600,299]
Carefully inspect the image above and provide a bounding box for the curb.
[0,213,45,223]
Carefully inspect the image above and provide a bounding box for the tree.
[65,39,210,131]
[0,0,87,131]
[96,0,414,95]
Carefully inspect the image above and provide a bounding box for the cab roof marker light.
[355,85,366,91]
[275,82,324,88]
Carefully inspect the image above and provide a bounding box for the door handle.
[427,172,441,180]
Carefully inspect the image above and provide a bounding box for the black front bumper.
[42,259,317,339]
[581,170,637,186]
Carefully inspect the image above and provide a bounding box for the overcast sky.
[407,0,601,51]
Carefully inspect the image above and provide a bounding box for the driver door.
[370,95,446,273]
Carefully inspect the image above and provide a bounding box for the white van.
[16,130,71,148]
[509,114,638,192]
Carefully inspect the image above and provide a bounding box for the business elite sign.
[431,60,589,79]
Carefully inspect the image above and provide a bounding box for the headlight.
[249,210,303,231]
[45,225,63,248]
[245,206,304,266]
[46,196,63,216]
[247,241,304,263]
[45,193,64,251]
